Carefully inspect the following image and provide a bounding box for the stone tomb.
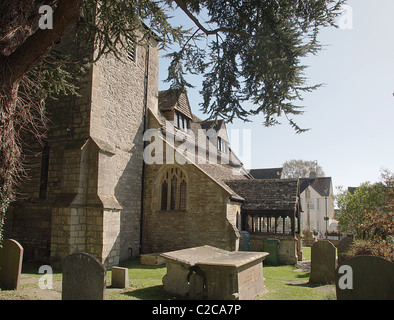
[160,245,269,300]
[309,240,336,284]
[0,239,24,290]
[335,256,394,300]
[62,252,106,300]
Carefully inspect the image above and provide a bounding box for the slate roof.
[299,177,332,197]
[225,179,300,211]
[249,168,283,179]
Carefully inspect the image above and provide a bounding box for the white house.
[299,176,337,238]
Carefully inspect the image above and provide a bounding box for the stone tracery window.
[160,167,187,211]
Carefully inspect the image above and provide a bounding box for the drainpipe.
[139,38,150,255]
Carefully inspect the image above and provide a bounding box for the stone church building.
[4,29,302,267]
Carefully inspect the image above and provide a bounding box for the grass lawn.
[0,247,335,300]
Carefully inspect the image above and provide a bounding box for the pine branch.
[173,0,248,37]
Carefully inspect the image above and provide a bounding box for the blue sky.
[158,0,394,191]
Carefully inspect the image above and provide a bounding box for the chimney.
[309,170,317,179]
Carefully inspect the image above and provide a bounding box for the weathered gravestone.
[309,240,336,284]
[62,252,106,300]
[337,236,353,265]
[111,266,129,288]
[335,256,394,300]
[0,239,24,290]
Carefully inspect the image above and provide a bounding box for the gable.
[158,90,193,120]
[299,177,332,197]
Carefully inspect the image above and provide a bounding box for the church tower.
[5,28,159,267]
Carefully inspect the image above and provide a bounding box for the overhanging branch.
[173,0,248,37]
[4,0,81,84]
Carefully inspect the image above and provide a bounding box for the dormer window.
[217,137,228,154]
[174,110,190,133]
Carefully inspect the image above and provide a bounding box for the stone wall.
[90,34,159,262]
[142,161,241,253]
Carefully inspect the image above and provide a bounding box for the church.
[4,28,302,267]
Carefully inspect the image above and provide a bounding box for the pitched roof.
[348,187,357,195]
[200,119,225,132]
[299,177,332,197]
[225,179,299,211]
[249,168,283,179]
[158,90,193,119]
[162,137,250,201]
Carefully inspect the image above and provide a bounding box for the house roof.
[249,168,283,179]
[200,119,225,132]
[299,177,332,197]
[225,179,300,211]
[347,187,357,195]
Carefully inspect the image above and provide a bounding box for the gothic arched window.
[160,167,187,211]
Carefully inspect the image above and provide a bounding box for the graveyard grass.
[0,247,335,300]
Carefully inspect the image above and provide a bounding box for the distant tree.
[336,168,393,261]
[282,159,325,178]
[336,168,393,240]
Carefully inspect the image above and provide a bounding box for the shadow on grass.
[120,285,183,300]
[294,272,310,279]
[119,259,166,271]
[21,261,62,276]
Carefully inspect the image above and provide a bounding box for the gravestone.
[335,256,394,300]
[309,240,336,284]
[0,239,24,290]
[62,252,106,300]
[111,266,129,288]
[337,236,353,264]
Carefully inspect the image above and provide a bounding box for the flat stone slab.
[140,253,166,265]
[161,245,268,267]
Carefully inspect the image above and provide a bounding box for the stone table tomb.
[160,245,269,300]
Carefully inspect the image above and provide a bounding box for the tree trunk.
[0,0,81,244]
[0,79,20,244]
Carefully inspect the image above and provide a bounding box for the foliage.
[336,169,393,240]
[336,182,387,239]
[337,168,394,261]
[345,240,393,263]
[282,159,325,178]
